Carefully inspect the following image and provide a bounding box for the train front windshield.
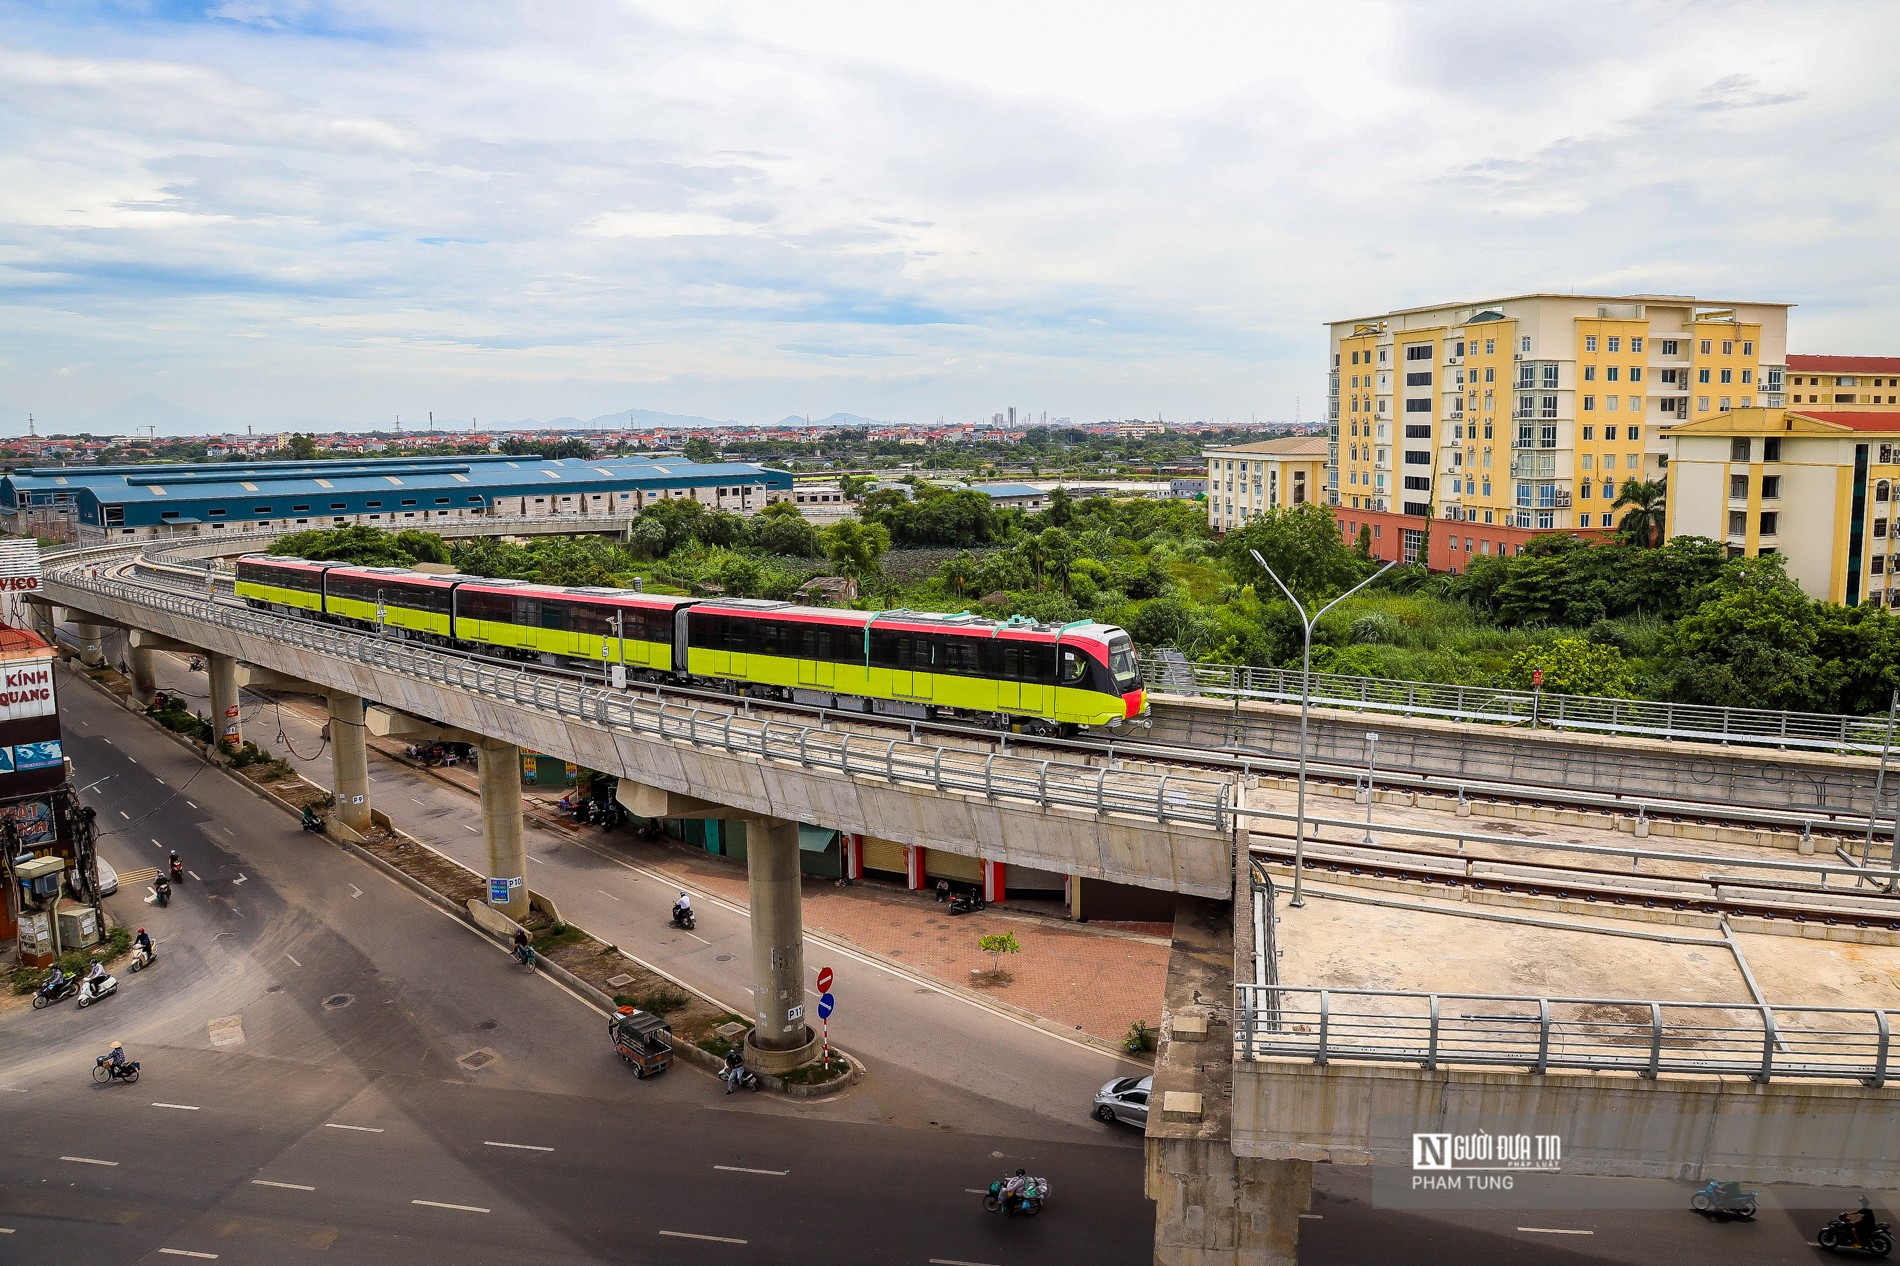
[1107,635,1140,690]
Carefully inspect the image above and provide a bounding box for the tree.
[749,502,819,557]
[1220,502,1372,599]
[1508,637,1638,697]
[274,524,445,567]
[681,437,719,464]
[1664,555,1836,710]
[391,529,451,566]
[287,433,319,461]
[820,519,890,589]
[977,930,1021,976]
[500,436,592,459]
[1045,485,1075,528]
[1613,477,1668,547]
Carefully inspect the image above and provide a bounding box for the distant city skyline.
[2,3,1896,434]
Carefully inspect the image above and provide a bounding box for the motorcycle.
[92,1055,141,1085]
[949,893,986,916]
[721,1061,759,1094]
[154,876,171,906]
[301,811,324,834]
[187,656,205,672]
[983,1176,1049,1216]
[32,975,79,1009]
[1820,1212,1894,1256]
[129,944,156,973]
[1691,1180,1758,1219]
[76,973,118,1009]
[169,857,185,883]
[670,904,697,932]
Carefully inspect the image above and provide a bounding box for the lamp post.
[1250,550,1395,908]
[1361,731,1379,845]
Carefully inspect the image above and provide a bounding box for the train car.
[683,600,1146,733]
[453,581,695,673]
[321,565,466,639]
[234,554,337,614]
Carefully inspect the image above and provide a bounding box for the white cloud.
[0,0,1895,429]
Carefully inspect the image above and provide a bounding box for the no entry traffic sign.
[815,966,833,993]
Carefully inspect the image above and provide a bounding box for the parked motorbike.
[1820,1211,1894,1256]
[76,973,118,1009]
[949,893,986,916]
[92,1055,141,1084]
[721,1058,759,1094]
[129,944,156,973]
[1690,1180,1758,1219]
[670,904,697,932]
[983,1176,1049,1216]
[32,974,79,1009]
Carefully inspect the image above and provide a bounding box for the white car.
[1092,1074,1151,1127]
[93,857,119,897]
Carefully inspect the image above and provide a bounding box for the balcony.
[1511,454,1559,479]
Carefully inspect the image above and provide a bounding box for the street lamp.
[1250,550,1395,908]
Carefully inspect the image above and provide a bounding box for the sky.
[1,0,1897,433]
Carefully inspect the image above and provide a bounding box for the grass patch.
[777,1059,851,1086]
[530,921,588,953]
[616,986,691,1017]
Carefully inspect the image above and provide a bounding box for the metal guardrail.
[1235,984,1897,1085]
[44,549,1235,832]
[1144,655,1893,755]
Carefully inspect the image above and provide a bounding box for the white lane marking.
[284,953,301,967]
[930,1259,1000,1266]
[1299,1213,1324,1220]
[962,1188,987,1194]
[349,884,364,898]
[483,1141,553,1152]
[60,1156,118,1166]
[158,1251,219,1260]
[462,825,479,833]
[411,797,427,805]
[682,929,712,945]
[324,1123,384,1133]
[221,827,234,836]
[118,811,129,819]
[152,839,164,848]
[527,855,544,864]
[186,801,197,809]
[128,757,137,765]
[145,887,157,902]
[233,873,248,885]
[0,1226,12,1232]
[660,1231,747,1245]
[154,777,163,785]
[103,738,113,745]
[713,1165,788,1176]
[412,1199,490,1214]
[251,1179,315,1191]
[150,1102,200,1111]
[189,870,202,880]
[597,888,621,901]
[1518,1227,1593,1235]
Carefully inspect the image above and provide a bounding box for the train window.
[1060,649,1087,684]
[1107,635,1140,688]
[938,636,983,676]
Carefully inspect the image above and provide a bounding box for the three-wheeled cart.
[610,1007,673,1078]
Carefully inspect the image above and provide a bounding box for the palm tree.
[1613,477,1667,547]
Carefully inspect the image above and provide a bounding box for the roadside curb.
[66,662,863,1098]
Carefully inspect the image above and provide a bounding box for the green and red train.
[234,555,1148,735]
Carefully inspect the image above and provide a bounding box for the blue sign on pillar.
[489,877,519,904]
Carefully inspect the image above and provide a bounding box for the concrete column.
[743,817,819,1070]
[982,859,1006,904]
[126,644,158,707]
[207,652,240,753]
[1147,1148,1311,1266]
[74,621,108,667]
[904,845,925,890]
[479,737,529,921]
[327,691,373,835]
[842,833,863,881]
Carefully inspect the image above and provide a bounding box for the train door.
[993,641,1022,712]
[888,634,914,699]
[797,625,834,690]
[1016,642,1051,715]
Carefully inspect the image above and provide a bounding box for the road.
[0,664,1150,1265]
[22,636,1891,1265]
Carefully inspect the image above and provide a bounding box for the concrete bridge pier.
[207,652,240,754]
[328,691,373,837]
[72,620,112,667]
[127,644,158,706]
[479,737,529,922]
[742,816,821,1072]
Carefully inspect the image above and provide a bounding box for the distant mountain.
[774,412,885,428]
[583,408,741,430]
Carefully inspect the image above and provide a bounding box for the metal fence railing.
[1145,654,1893,755]
[43,550,1235,833]
[1236,985,1898,1085]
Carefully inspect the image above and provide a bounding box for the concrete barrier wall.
[52,584,1235,897]
[1154,695,1885,821]
[1232,1057,1900,1187]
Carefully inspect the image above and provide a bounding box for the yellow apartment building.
[1785,356,1900,408]
[1329,293,1790,568]
[1664,406,1900,605]
[1203,436,1329,532]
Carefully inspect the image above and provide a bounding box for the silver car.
[1092,1074,1151,1127]
[94,858,119,897]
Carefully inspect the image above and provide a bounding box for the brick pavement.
[365,732,1170,1047]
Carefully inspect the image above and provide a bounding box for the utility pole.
[428,411,434,433]
[26,413,35,437]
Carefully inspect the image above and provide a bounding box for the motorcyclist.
[154,871,171,900]
[1001,1168,1029,1210]
[41,965,66,996]
[168,850,182,876]
[672,891,692,922]
[722,1046,747,1094]
[134,928,153,959]
[1846,1199,1880,1250]
[301,805,321,829]
[85,960,109,998]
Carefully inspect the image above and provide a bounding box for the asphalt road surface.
[16,637,1893,1265]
